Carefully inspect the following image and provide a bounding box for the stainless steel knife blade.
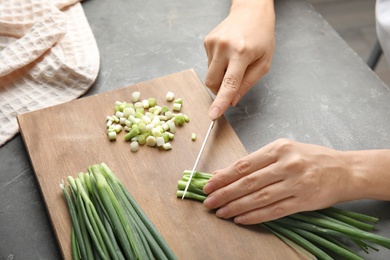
[181,120,215,199]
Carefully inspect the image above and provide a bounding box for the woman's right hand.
[204,0,276,120]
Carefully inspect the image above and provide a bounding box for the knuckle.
[270,205,287,219]
[223,76,240,92]
[240,80,254,92]
[285,156,306,172]
[203,36,210,46]
[205,78,219,91]
[254,189,270,204]
[242,175,256,191]
[263,61,272,74]
[234,42,249,56]
[273,138,294,153]
[203,34,215,46]
[216,37,230,50]
[233,159,250,176]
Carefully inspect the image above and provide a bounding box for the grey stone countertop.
[1,0,390,259]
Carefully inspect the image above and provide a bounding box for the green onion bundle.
[60,163,176,260]
[177,170,390,260]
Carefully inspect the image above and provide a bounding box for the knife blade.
[181,120,215,199]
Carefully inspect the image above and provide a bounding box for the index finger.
[203,142,278,194]
[208,61,246,120]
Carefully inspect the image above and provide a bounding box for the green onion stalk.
[177,170,390,260]
[61,163,177,260]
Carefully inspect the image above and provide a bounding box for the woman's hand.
[203,139,356,224]
[204,0,276,120]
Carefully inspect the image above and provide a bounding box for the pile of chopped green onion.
[177,170,390,260]
[105,91,191,152]
[60,163,176,259]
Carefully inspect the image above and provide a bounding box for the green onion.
[100,163,176,259]
[60,181,88,260]
[177,170,390,260]
[61,163,177,259]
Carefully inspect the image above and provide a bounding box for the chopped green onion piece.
[151,128,161,137]
[123,107,135,118]
[116,111,123,118]
[119,102,127,112]
[114,101,122,113]
[142,99,150,109]
[156,136,165,146]
[138,122,147,133]
[125,120,132,128]
[167,120,176,133]
[161,106,169,113]
[134,102,143,108]
[137,132,149,145]
[107,132,117,141]
[173,98,182,104]
[165,111,173,119]
[130,141,139,152]
[146,136,157,147]
[132,91,141,102]
[166,132,174,140]
[135,111,144,119]
[191,133,196,141]
[161,132,170,142]
[174,115,186,126]
[136,107,145,114]
[114,125,122,133]
[111,115,119,123]
[119,117,126,125]
[166,91,174,101]
[148,98,157,107]
[172,103,181,112]
[162,142,172,150]
[124,128,140,141]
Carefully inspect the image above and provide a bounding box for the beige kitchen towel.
[0,0,100,146]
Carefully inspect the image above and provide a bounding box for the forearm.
[344,149,390,201]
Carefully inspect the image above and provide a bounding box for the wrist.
[342,150,390,201]
[231,0,274,12]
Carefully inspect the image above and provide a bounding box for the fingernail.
[203,196,216,208]
[216,207,228,218]
[208,106,220,120]
[232,94,241,107]
[203,181,215,194]
[234,216,245,224]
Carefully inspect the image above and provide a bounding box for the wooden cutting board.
[17,70,305,259]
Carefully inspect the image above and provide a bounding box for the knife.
[181,120,215,199]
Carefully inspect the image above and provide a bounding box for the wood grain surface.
[17,70,305,259]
